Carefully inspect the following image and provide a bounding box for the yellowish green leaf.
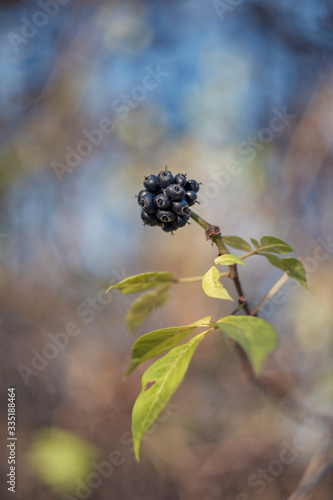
[132,330,210,460]
[126,316,212,376]
[214,254,246,266]
[202,266,233,301]
[107,272,173,294]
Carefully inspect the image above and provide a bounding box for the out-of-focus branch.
[250,272,290,316]
[287,438,333,500]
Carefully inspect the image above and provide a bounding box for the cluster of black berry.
[137,169,200,233]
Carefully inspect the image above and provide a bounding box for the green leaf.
[132,330,210,460]
[223,235,252,252]
[217,316,277,375]
[126,316,212,376]
[260,254,308,290]
[260,252,282,267]
[250,237,260,249]
[126,285,171,333]
[107,272,173,294]
[281,258,308,290]
[214,254,246,266]
[202,266,234,301]
[258,236,293,254]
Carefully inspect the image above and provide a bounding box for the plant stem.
[230,303,246,315]
[190,210,251,314]
[174,276,205,283]
[241,250,259,259]
[241,246,287,260]
[189,210,210,230]
[190,211,229,254]
[174,272,228,284]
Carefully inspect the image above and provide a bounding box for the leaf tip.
[134,441,141,462]
[125,362,137,378]
[126,323,136,334]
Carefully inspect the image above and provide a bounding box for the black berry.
[185,180,200,193]
[144,174,160,193]
[175,173,187,187]
[173,214,190,228]
[157,169,175,188]
[139,193,157,214]
[141,211,159,226]
[172,199,190,216]
[161,222,176,233]
[154,193,171,210]
[156,209,176,223]
[138,190,150,202]
[185,191,197,206]
[165,183,185,201]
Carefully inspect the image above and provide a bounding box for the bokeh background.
[1,1,333,499]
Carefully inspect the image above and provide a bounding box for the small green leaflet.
[250,237,260,249]
[218,235,293,255]
[126,285,171,333]
[132,330,210,461]
[217,316,277,375]
[260,254,308,290]
[107,272,173,294]
[202,266,233,301]
[257,236,293,254]
[214,254,246,266]
[126,316,212,376]
[222,236,252,252]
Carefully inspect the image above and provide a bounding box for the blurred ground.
[1,1,333,499]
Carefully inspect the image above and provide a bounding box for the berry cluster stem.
[189,211,228,254]
[190,211,251,314]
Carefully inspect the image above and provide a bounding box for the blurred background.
[1,0,333,499]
